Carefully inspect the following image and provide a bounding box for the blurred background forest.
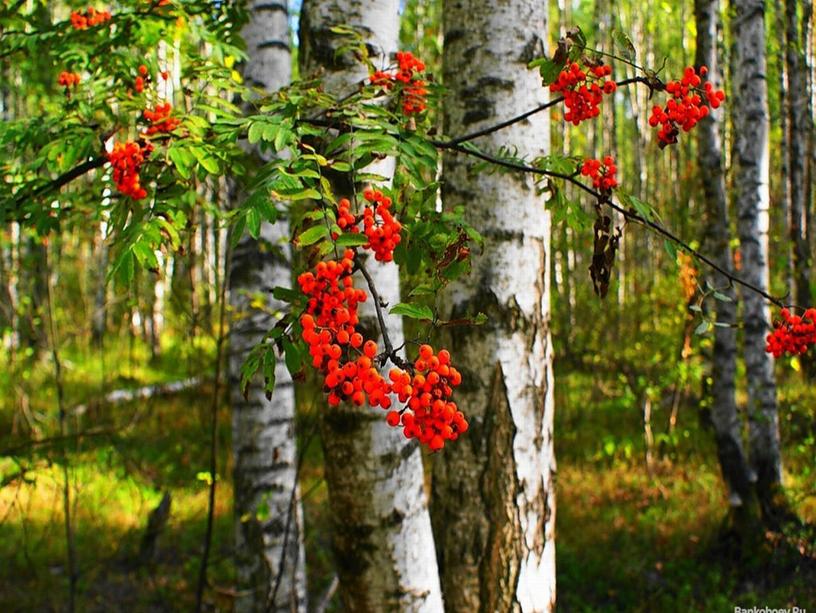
[1,0,815,611]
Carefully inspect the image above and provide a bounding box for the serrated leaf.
[247,121,264,144]
[168,145,194,179]
[612,29,637,62]
[335,233,368,247]
[389,302,434,320]
[409,284,437,297]
[330,161,352,172]
[533,58,565,86]
[282,338,303,375]
[276,187,322,201]
[231,215,247,248]
[246,207,261,239]
[618,192,656,221]
[664,239,678,261]
[296,224,329,246]
[272,286,302,303]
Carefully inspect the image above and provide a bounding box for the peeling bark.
[783,0,814,374]
[229,2,308,611]
[732,0,785,522]
[299,1,444,610]
[432,1,556,611]
[695,0,753,507]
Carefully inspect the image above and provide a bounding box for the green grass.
[1,335,814,611]
[555,370,816,612]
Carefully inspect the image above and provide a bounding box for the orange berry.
[363,340,378,358]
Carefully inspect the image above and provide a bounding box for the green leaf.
[247,121,264,145]
[329,161,352,172]
[664,239,678,261]
[260,345,277,395]
[272,286,303,303]
[231,215,247,248]
[713,291,733,302]
[389,302,434,321]
[168,145,195,179]
[694,321,710,336]
[612,29,637,62]
[335,233,368,247]
[409,284,438,297]
[282,338,303,375]
[191,147,220,174]
[532,58,565,86]
[617,192,656,221]
[246,207,261,239]
[296,225,329,246]
[276,187,322,201]
[274,126,291,151]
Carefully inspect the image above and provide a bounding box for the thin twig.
[314,575,340,613]
[438,143,787,308]
[43,248,77,613]
[354,256,409,369]
[194,231,233,612]
[5,157,105,222]
[435,77,649,146]
[266,417,319,612]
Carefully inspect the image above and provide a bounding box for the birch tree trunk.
[299,2,444,611]
[432,1,556,610]
[694,0,753,508]
[229,3,308,611]
[732,0,785,523]
[784,0,814,375]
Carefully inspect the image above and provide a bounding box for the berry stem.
[354,254,409,369]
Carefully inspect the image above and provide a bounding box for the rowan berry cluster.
[369,51,428,115]
[297,189,466,449]
[58,71,81,88]
[362,189,402,262]
[551,62,617,126]
[70,7,111,30]
[581,156,618,191]
[107,141,153,199]
[142,103,180,135]
[298,250,392,407]
[335,190,402,262]
[765,307,816,357]
[387,345,467,451]
[648,66,725,146]
[134,64,150,93]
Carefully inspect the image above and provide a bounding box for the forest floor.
[0,339,814,611]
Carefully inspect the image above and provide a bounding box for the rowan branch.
[436,76,651,146]
[354,255,409,369]
[438,142,787,309]
[4,156,106,222]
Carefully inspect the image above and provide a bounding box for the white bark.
[784,0,813,351]
[299,1,444,610]
[732,0,784,518]
[694,0,752,507]
[433,1,556,611]
[230,2,308,611]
